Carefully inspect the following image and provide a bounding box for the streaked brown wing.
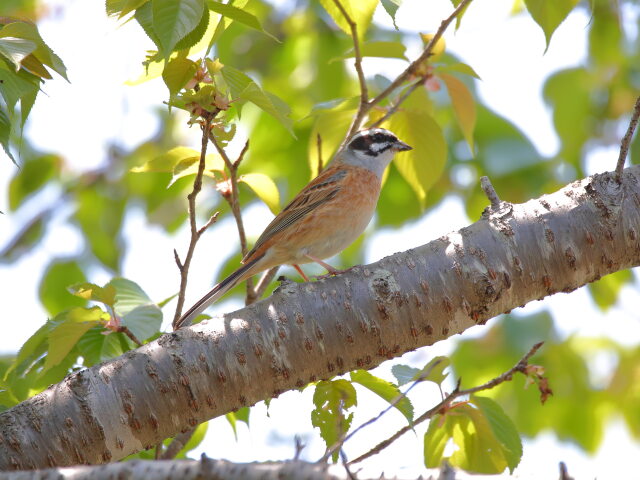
[242,167,347,262]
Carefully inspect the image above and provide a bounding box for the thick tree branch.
[2,166,640,469]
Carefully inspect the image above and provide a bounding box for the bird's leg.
[304,254,356,279]
[293,264,310,282]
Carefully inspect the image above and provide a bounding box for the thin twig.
[172,112,218,329]
[344,0,475,141]
[320,359,444,463]
[210,135,255,302]
[252,266,280,300]
[369,78,423,129]
[615,95,640,178]
[331,0,367,106]
[480,176,501,210]
[161,428,196,460]
[348,342,544,465]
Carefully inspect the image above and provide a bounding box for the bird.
[176,128,412,328]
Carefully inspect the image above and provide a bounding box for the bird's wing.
[242,166,348,263]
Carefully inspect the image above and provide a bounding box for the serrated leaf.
[350,370,413,424]
[152,0,205,56]
[107,278,152,316]
[45,307,105,371]
[385,109,447,206]
[117,0,150,18]
[239,173,280,214]
[0,60,41,116]
[331,41,407,62]
[311,379,357,462]
[68,282,117,306]
[206,0,277,41]
[439,72,476,153]
[121,304,162,341]
[0,107,13,163]
[319,0,378,39]
[0,37,36,71]
[472,396,522,473]
[380,0,401,30]
[524,0,580,50]
[162,56,197,96]
[0,22,67,80]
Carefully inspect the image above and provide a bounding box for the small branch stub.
[480,176,501,210]
[616,95,640,178]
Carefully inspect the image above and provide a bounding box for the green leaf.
[424,412,451,468]
[206,0,277,41]
[0,209,50,262]
[131,146,201,172]
[0,107,13,163]
[170,153,225,186]
[118,0,151,18]
[226,406,250,440]
[68,282,117,306]
[0,22,67,80]
[380,0,401,30]
[0,60,40,116]
[588,270,633,312]
[332,41,407,62]
[437,61,481,79]
[179,420,209,455]
[392,356,450,386]
[439,72,476,153]
[311,379,357,462]
[472,396,522,473]
[524,0,580,49]
[350,370,413,424]
[38,259,87,316]
[76,326,127,365]
[385,109,447,206]
[174,5,210,51]
[307,109,355,177]
[0,37,36,70]
[239,173,280,214]
[152,0,205,56]
[108,278,162,341]
[319,0,378,39]
[45,307,106,371]
[162,57,197,96]
[8,154,60,210]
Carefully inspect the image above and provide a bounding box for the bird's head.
[341,128,412,177]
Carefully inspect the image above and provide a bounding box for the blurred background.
[1,0,640,477]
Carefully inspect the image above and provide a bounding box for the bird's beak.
[394,141,412,152]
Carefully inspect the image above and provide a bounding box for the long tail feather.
[176,254,264,328]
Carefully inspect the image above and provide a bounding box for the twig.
[369,78,423,129]
[331,0,367,107]
[320,359,444,463]
[348,342,544,465]
[172,112,219,329]
[210,136,255,302]
[252,266,280,301]
[119,326,143,347]
[160,428,196,460]
[344,0,475,141]
[480,176,501,210]
[615,95,640,178]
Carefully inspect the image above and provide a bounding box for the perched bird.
[177,128,412,327]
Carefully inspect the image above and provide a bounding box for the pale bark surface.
[1,166,639,470]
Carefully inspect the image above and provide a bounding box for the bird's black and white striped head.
[341,128,412,177]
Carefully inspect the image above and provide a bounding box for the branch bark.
[2,166,640,469]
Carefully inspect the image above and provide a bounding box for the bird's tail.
[175,254,264,329]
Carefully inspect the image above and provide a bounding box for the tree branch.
[615,95,640,178]
[3,166,639,468]
[348,342,544,465]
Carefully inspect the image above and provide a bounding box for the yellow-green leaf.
[0,37,36,71]
[239,173,280,214]
[152,0,205,56]
[588,269,633,312]
[308,109,355,177]
[45,307,106,371]
[350,369,413,424]
[131,146,200,172]
[162,57,197,96]
[439,72,476,154]
[331,41,407,62]
[524,0,580,49]
[319,0,378,39]
[170,153,225,185]
[385,109,447,206]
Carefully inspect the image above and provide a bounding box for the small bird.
[177,128,412,327]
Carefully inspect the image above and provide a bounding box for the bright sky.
[0,0,639,477]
